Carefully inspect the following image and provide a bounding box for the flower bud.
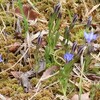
[87,16,92,28]
[37,33,42,46]
[54,2,61,14]
[77,46,84,56]
[72,41,77,53]
[58,12,62,19]
[72,14,78,24]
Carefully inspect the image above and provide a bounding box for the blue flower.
[84,31,97,43]
[64,52,74,62]
[0,55,3,62]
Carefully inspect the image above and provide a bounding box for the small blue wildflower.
[64,52,74,62]
[84,31,97,43]
[0,55,3,62]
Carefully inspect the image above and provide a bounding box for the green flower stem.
[79,58,85,100]
[59,56,80,97]
[53,49,65,66]
[18,0,28,33]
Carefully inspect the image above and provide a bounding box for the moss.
[7,60,15,64]
[20,65,31,72]
[10,78,18,84]
[41,89,53,97]
[0,79,8,86]
[1,51,8,59]
[11,93,31,100]
[0,63,4,70]
[34,89,54,100]
[16,54,22,60]
[13,64,22,71]
[95,90,100,100]
[49,83,60,94]
[8,53,16,59]
[0,72,9,79]
[5,26,15,34]
[0,87,13,96]
[39,97,52,100]
[0,63,14,70]
[42,76,57,88]
[34,93,42,100]
[0,82,4,89]
[11,84,19,91]
[0,0,8,3]
[17,86,24,93]
[30,77,39,87]
[1,15,14,27]
[0,41,6,47]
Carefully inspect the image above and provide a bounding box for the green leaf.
[18,0,28,33]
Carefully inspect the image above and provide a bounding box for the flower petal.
[64,52,74,62]
[84,31,97,43]
[93,34,97,40]
[0,55,3,62]
[84,31,89,40]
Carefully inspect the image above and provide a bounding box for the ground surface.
[0,0,100,100]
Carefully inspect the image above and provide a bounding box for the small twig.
[35,71,59,89]
[86,3,100,17]
[0,17,7,42]
[91,52,100,61]
[0,4,6,13]
[69,79,79,87]
[74,65,91,82]
[27,0,40,14]
[0,94,6,100]
[82,0,88,16]
[29,81,59,100]
[44,80,59,89]
[79,46,86,100]
[79,55,84,100]
[31,71,59,100]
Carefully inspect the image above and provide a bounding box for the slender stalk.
[18,0,28,33]
[79,55,85,100]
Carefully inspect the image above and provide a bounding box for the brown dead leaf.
[11,70,35,93]
[11,71,22,79]
[9,42,21,52]
[19,70,35,93]
[38,59,46,73]
[15,4,39,20]
[35,66,59,90]
[41,39,47,47]
[86,73,100,81]
[20,73,31,93]
[40,66,58,81]
[71,92,90,100]
[15,18,22,39]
